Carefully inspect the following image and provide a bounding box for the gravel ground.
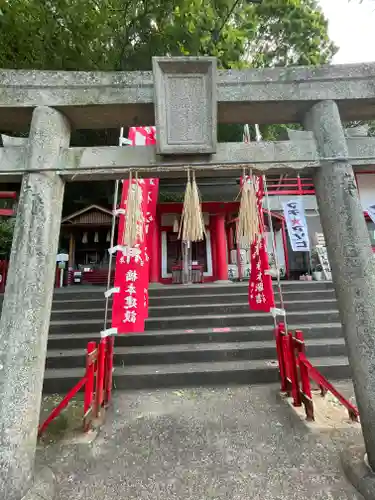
[37,383,364,500]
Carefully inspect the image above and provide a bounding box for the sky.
[319,0,375,64]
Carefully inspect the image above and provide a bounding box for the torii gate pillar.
[0,107,70,500]
[305,100,375,469]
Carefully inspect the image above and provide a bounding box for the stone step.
[48,289,337,310]
[41,280,342,394]
[45,338,346,369]
[148,281,335,297]
[49,299,338,321]
[48,310,340,334]
[42,356,350,393]
[46,323,343,350]
[47,281,334,302]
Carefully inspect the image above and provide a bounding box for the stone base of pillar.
[341,445,375,500]
[213,279,231,284]
[21,467,56,500]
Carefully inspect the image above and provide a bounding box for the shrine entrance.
[165,235,209,284]
[3,56,375,499]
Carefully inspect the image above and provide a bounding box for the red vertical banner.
[248,176,275,312]
[111,179,149,333]
[111,178,159,333]
[111,126,159,333]
[128,126,156,146]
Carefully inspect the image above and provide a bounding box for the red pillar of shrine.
[149,213,160,283]
[210,215,217,279]
[215,213,228,281]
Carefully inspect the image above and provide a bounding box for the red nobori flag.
[128,126,156,146]
[248,176,275,312]
[127,128,159,319]
[112,179,149,333]
[111,127,159,332]
[111,177,159,333]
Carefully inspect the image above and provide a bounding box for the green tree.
[0,0,336,208]
[0,0,336,72]
[247,0,335,67]
[0,219,14,257]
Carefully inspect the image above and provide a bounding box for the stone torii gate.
[2,57,375,499]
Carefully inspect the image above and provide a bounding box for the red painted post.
[215,213,229,281]
[297,176,302,194]
[95,338,106,418]
[149,212,160,283]
[287,332,301,407]
[282,335,291,395]
[83,341,97,432]
[104,336,114,406]
[275,322,287,392]
[295,330,314,420]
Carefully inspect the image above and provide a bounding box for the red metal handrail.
[0,191,17,199]
[266,177,315,196]
[38,337,114,437]
[298,354,359,422]
[275,322,359,422]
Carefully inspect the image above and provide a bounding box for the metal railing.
[38,337,114,437]
[275,322,359,422]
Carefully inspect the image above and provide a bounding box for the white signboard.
[282,199,310,252]
[367,204,375,224]
[56,253,69,263]
[316,246,332,281]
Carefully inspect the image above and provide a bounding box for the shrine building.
[54,171,375,285]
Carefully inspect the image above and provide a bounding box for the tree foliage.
[0,218,14,257]
[0,0,336,72]
[0,0,337,209]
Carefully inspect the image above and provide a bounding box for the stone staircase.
[43,281,350,393]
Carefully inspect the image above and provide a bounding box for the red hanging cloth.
[248,176,275,312]
[111,126,159,333]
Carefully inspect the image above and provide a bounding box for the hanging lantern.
[94,232,99,243]
[82,232,88,244]
[106,231,111,242]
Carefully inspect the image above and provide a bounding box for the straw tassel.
[179,169,192,241]
[237,170,260,247]
[190,171,205,242]
[179,169,205,242]
[122,171,144,247]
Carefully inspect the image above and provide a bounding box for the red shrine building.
[2,173,375,286]
[58,175,293,285]
[56,174,374,285]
